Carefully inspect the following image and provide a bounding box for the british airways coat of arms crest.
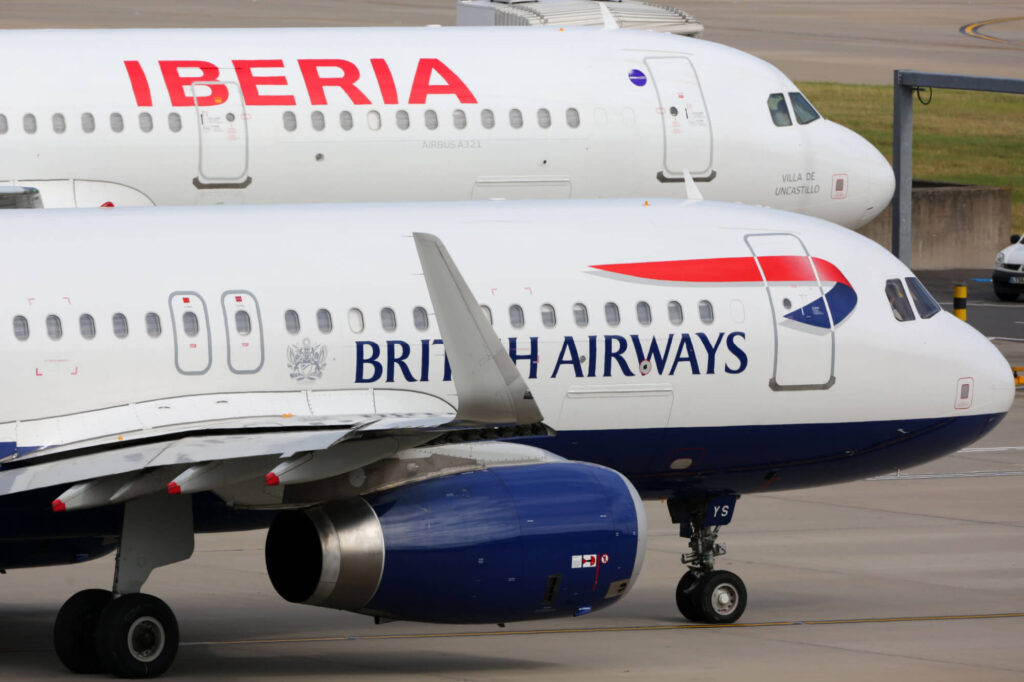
[287,338,327,381]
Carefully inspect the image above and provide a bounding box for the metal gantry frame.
[892,70,1024,266]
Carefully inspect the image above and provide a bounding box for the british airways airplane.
[0,26,893,229]
[0,197,1009,678]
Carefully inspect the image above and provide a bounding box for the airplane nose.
[862,143,895,226]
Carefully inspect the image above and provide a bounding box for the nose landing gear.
[668,496,747,624]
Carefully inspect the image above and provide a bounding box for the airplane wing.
[0,233,547,511]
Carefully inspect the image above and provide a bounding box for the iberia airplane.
[0,197,1008,678]
[0,26,893,228]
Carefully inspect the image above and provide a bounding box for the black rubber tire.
[674,571,704,622]
[54,588,113,674]
[995,290,1019,302]
[95,593,179,679]
[695,570,747,624]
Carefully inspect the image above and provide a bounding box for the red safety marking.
[100,201,114,208]
[265,472,280,486]
[183,296,190,303]
[71,367,78,376]
[235,295,243,302]
[35,368,42,377]
[167,482,182,495]
[593,559,600,590]
[52,499,66,512]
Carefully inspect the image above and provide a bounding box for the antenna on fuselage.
[682,170,704,201]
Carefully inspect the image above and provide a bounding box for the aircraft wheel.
[95,593,178,679]
[675,571,704,621]
[694,570,747,624]
[54,589,113,673]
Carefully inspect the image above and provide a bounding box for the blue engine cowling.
[265,460,646,624]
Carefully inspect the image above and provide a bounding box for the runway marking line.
[960,17,1024,44]
[183,612,1024,647]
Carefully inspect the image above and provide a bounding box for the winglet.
[599,3,619,29]
[413,233,544,426]
[683,169,704,201]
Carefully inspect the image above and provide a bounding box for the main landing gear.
[667,496,747,624]
[53,494,194,678]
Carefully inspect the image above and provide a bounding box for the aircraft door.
[745,234,835,390]
[169,292,213,376]
[644,57,713,179]
[192,81,251,188]
[221,291,264,374]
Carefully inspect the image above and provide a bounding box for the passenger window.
[413,306,429,331]
[789,92,821,125]
[509,304,525,329]
[46,315,62,340]
[699,300,714,324]
[235,310,252,335]
[537,108,551,128]
[453,109,467,130]
[348,308,364,333]
[367,110,381,131]
[668,300,683,325]
[573,303,588,327]
[905,277,941,319]
[885,279,916,322]
[480,304,492,325]
[636,301,652,326]
[381,307,397,332]
[767,93,792,127]
[168,112,182,133]
[52,113,66,134]
[12,315,29,341]
[605,302,620,327]
[181,312,197,337]
[79,314,96,339]
[283,111,297,132]
[81,112,95,133]
[424,110,438,130]
[566,107,580,128]
[509,108,523,129]
[396,110,410,130]
[541,304,557,328]
[284,309,300,333]
[23,113,37,134]
[311,110,325,131]
[317,308,333,333]
[145,312,162,337]
[139,112,153,133]
[113,313,129,338]
[0,114,7,134]
[110,112,124,133]
[340,111,353,130]
[481,109,495,129]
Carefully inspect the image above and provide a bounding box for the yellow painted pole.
[953,285,967,321]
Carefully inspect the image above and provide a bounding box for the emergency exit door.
[745,234,835,390]
[192,81,250,187]
[645,57,713,178]
[169,292,212,376]
[221,291,264,373]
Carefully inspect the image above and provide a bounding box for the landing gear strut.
[668,496,747,624]
[53,494,193,678]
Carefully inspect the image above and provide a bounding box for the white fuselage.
[0,199,1010,499]
[0,27,893,228]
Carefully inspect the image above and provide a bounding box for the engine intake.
[265,461,646,623]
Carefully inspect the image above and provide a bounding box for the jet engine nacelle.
[265,461,646,623]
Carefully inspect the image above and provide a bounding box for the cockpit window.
[789,92,821,124]
[767,93,792,127]
[906,277,941,319]
[885,279,915,322]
